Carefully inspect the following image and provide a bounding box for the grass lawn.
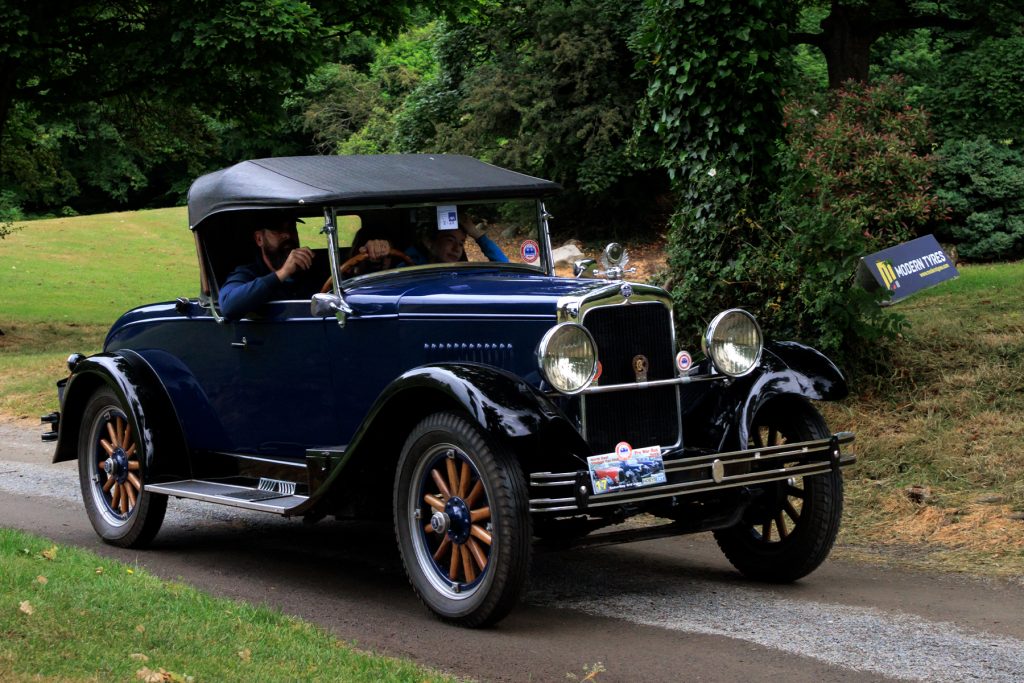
[0,209,353,418]
[0,528,451,682]
[823,259,1024,574]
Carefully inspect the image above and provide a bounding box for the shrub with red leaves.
[783,77,943,245]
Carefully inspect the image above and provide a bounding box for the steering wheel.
[320,248,415,294]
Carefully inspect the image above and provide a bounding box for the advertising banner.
[857,235,958,304]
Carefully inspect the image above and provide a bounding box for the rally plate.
[587,444,667,495]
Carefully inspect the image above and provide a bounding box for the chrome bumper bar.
[529,432,855,514]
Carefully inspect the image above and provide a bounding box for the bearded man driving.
[220,214,387,320]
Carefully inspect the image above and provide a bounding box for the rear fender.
[52,351,190,481]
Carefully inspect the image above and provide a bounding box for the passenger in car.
[219,214,387,319]
[405,212,508,265]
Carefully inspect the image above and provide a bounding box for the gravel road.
[3,420,1024,682]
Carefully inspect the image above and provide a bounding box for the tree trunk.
[819,4,875,88]
[0,57,16,165]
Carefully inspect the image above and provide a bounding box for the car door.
[185,299,340,459]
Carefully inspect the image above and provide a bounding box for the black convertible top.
[187,154,561,229]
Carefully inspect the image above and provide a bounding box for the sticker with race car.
[587,444,667,495]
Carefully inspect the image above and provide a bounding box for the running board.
[144,479,308,515]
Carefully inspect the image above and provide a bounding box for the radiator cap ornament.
[600,242,630,280]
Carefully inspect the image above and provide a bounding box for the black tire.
[78,386,167,548]
[394,412,531,627]
[713,400,843,583]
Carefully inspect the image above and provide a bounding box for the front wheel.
[713,401,842,583]
[394,412,531,627]
[78,386,167,548]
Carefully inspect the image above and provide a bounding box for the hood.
[345,268,610,318]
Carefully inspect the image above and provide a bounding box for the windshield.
[333,199,548,279]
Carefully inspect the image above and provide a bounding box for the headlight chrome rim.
[536,323,599,395]
[702,309,763,377]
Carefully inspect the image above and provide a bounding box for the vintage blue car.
[43,155,854,627]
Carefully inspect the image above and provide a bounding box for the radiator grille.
[583,302,679,454]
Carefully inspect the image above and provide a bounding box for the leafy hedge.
[934,136,1024,261]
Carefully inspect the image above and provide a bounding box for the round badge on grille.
[620,283,633,299]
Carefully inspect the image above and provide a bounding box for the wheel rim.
[87,408,143,527]
[408,444,493,600]
[748,423,807,544]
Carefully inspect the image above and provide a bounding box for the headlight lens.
[702,309,763,377]
[537,323,598,394]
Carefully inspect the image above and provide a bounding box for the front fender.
[684,341,848,452]
[293,362,589,516]
[52,351,190,481]
[380,363,584,443]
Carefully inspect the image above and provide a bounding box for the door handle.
[231,336,248,349]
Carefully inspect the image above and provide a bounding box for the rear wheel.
[713,401,842,582]
[394,412,531,627]
[78,386,166,547]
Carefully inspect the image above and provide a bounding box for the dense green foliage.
[925,37,1024,143]
[430,1,667,236]
[296,1,670,236]
[935,137,1024,261]
[0,0,431,216]
[3,0,1023,369]
[638,0,793,190]
[664,79,942,360]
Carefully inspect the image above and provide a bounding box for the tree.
[0,1,433,211]
[413,1,669,237]
[790,1,1024,88]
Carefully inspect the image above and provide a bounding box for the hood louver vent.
[424,342,515,369]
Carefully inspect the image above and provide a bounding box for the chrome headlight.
[537,323,598,394]
[702,309,763,377]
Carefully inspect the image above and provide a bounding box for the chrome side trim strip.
[224,452,309,469]
[401,313,555,320]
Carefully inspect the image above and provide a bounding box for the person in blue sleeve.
[220,214,388,320]
[405,210,508,265]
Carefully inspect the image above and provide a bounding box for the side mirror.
[573,259,599,278]
[310,292,343,317]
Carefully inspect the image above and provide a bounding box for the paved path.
[3,421,1024,682]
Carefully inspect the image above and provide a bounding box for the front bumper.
[529,432,855,514]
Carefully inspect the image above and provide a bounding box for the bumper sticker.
[588,445,667,495]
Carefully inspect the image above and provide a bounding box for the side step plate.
[144,480,308,515]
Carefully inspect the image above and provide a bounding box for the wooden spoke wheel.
[78,386,166,548]
[713,400,843,583]
[394,412,530,627]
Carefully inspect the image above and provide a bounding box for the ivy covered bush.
[662,78,942,363]
[934,136,1024,261]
